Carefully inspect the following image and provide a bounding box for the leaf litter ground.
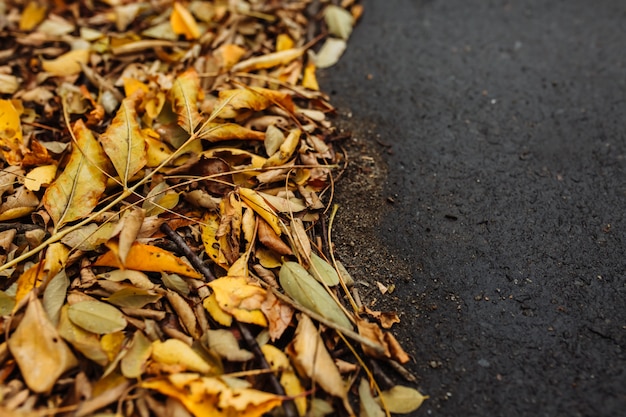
[0,1,425,416]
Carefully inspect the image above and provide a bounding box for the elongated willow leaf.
[99,95,147,186]
[170,68,203,134]
[279,262,352,330]
[42,120,108,229]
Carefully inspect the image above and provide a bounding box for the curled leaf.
[170,68,203,134]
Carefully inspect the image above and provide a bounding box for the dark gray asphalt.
[322,1,626,416]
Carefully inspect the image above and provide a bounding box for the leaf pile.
[0,1,426,416]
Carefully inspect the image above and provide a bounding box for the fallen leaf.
[105,286,162,308]
[170,68,203,134]
[378,385,428,414]
[197,122,265,142]
[279,262,352,330]
[324,5,354,40]
[120,331,152,379]
[288,314,347,399]
[19,2,48,31]
[260,290,294,341]
[262,343,307,416]
[314,38,347,69]
[151,339,212,374]
[68,300,128,334]
[42,269,70,325]
[8,295,78,393]
[170,2,201,40]
[232,47,305,73]
[308,253,340,286]
[205,329,254,362]
[107,206,145,265]
[239,187,282,235]
[42,119,108,229]
[258,218,292,255]
[216,87,294,119]
[208,276,268,326]
[263,128,300,167]
[93,242,201,278]
[41,49,90,76]
[24,164,57,191]
[98,95,147,186]
[358,378,385,417]
[0,99,24,165]
[58,304,109,366]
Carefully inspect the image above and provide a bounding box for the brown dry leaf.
[288,314,347,400]
[8,295,78,393]
[197,122,265,142]
[289,218,312,263]
[170,68,203,134]
[94,242,201,278]
[356,316,391,359]
[207,276,268,327]
[107,206,145,265]
[0,99,24,165]
[98,95,147,186]
[258,218,292,256]
[260,290,294,341]
[384,332,411,364]
[42,120,108,230]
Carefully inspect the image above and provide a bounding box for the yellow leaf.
[171,2,201,40]
[203,293,233,327]
[41,49,90,76]
[143,374,283,417]
[197,122,265,142]
[276,34,294,52]
[200,211,230,269]
[232,48,305,73]
[217,44,246,69]
[123,77,150,97]
[145,131,174,167]
[19,2,48,31]
[0,99,24,165]
[101,331,126,362]
[378,385,428,414]
[170,68,203,134]
[302,61,319,91]
[263,128,300,167]
[208,276,268,327]
[239,187,282,236]
[8,295,78,393]
[42,119,108,229]
[99,96,147,186]
[216,87,294,119]
[121,331,152,379]
[24,164,57,191]
[151,339,212,374]
[15,242,68,305]
[58,305,109,366]
[287,314,347,400]
[262,344,306,416]
[94,242,201,278]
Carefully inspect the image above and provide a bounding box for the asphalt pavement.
[322,1,626,416]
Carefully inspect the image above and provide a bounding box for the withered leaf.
[378,385,428,414]
[68,300,127,334]
[170,68,203,134]
[99,95,147,186]
[105,287,162,308]
[8,296,78,393]
[197,122,265,142]
[42,269,70,325]
[42,120,108,229]
[151,339,212,374]
[120,331,152,379]
[279,262,352,330]
[205,329,254,362]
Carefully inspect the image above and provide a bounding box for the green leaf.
[161,272,190,296]
[378,385,428,414]
[43,269,70,325]
[309,253,340,286]
[358,378,385,417]
[68,300,127,334]
[279,262,351,329]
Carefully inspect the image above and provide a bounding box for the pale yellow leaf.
[120,331,152,379]
[358,378,385,417]
[68,300,127,334]
[41,49,90,76]
[42,120,108,229]
[8,296,78,393]
[58,305,109,366]
[239,187,282,235]
[170,68,203,134]
[208,276,268,327]
[24,164,56,191]
[314,38,347,69]
[262,344,306,415]
[232,48,305,73]
[99,96,147,186]
[263,128,300,167]
[151,339,212,374]
[205,329,254,362]
[378,385,428,414]
[324,5,354,40]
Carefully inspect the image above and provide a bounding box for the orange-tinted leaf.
[93,242,201,278]
[217,44,246,70]
[231,48,305,73]
[19,2,48,31]
[238,187,282,236]
[0,99,24,165]
[99,96,147,186]
[8,296,78,393]
[170,2,200,40]
[42,120,108,229]
[170,68,203,134]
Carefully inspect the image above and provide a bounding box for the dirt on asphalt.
[321,1,626,416]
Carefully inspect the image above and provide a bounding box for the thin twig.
[159,223,298,417]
